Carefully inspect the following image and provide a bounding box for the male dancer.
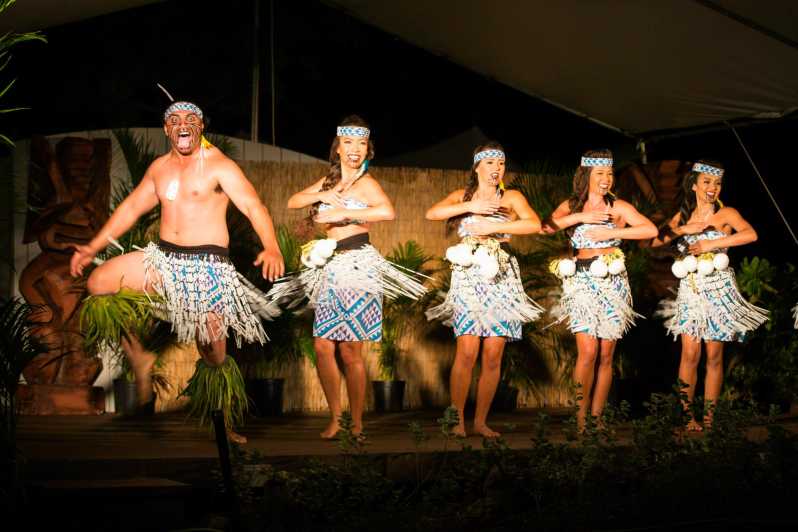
[71,101,284,443]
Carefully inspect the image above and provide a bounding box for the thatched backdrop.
[235,161,574,412]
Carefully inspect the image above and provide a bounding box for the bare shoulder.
[503,189,526,202]
[552,198,571,215]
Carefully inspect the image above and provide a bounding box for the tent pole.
[728,124,798,247]
[250,0,260,143]
[270,0,276,146]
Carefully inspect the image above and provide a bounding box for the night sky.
[4,0,797,262]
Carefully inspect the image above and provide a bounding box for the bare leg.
[573,333,599,431]
[86,251,150,295]
[590,339,617,419]
[197,335,247,444]
[338,341,366,436]
[678,335,703,431]
[474,336,506,438]
[703,341,724,429]
[119,334,157,406]
[450,335,480,437]
[314,337,342,439]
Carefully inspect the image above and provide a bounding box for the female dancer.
[652,160,768,430]
[269,116,426,439]
[548,149,657,430]
[426,142,542,438]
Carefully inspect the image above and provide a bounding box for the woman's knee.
[705,350,723,370]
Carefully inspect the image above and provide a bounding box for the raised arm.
[425,189,500,220]
[217,160,285,281]
[549,200,604,231]
[286,176,346,209]
[605,200,658,240]
[70,169,159,277]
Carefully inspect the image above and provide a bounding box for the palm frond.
[0,298,46,396]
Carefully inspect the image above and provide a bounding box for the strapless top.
[317,197,368,224]
[570,222,621,249]
[458,212,511,239]
[678,229,728,254]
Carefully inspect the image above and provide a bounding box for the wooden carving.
[18,136,111,386]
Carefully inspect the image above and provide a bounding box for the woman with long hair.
[548,149,657,430]
[426,142,542,438]
[651,160,767,430]
[268,115,426,439]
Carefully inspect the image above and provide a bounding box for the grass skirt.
[550,269,638,340]
[426,255,542,340]
[180,356,248,430]
[656,268,768,342]
[143,242,277,347]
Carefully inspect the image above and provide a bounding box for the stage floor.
[17,408,798,482]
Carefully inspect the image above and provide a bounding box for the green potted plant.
[372,241,432,413]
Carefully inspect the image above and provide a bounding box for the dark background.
[4,0,796,262]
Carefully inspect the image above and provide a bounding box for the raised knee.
[86,267,118,296]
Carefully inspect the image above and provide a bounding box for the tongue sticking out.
[177,136,192,150]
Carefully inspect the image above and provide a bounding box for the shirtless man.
[71,101,284,443]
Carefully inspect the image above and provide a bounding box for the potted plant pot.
[372,380,405,413]
[246,377,285,417]
[113,378,138,415]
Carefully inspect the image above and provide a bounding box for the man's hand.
[70,244,97,277]
[254,247,285,282]
[314,208,350,224]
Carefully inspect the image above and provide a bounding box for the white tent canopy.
[326,0,798,137]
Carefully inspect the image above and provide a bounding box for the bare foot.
[452,423,467,438]
[474,423,500,439]
[320,420,341,440]
[228,430,247,444]
[686,419,703,432]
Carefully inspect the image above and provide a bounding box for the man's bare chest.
[154,168,222,202]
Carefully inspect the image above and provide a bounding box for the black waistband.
[576,257,597,271]
[159,239,229,257]
[336,233,370,251]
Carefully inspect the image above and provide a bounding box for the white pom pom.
[478,257,500,279]
[315,239,337,258]
[682,255,698,273]
[301,252,315,269]
[713,253,729,271]
[608,258,625,275]
[558,258,576,277]
[446,244,473,266]
[473,246,492,261]
[309,248,328,267]
[671,260,688,279]
[589,259,608,278]
[697,259,715,276]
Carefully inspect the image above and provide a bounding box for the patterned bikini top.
[317,197,368,225]
[678,229,728,254]
[570,222,621,249]
[458,212,511,239]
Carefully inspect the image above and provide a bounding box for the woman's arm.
[314,176,395,224]
[688,207,757,254]
[548,199,610,231]
[585,200,657,241]
[287,176,342,209]
[466,190,541,236]
[425,189,500,220]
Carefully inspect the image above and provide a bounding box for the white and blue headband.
[692,162,724,177]
[473,149,505,164]
[581,156,613,167]
[337,126,370,138]
[164,101,204,121]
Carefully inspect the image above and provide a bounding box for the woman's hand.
[688,239,716,255]
[469,197,501,215]
[581,211,612,224]
[679,221,710,236]
[314,208,350,224]
[316,189,345,207]
[466,218,500,236]
[584,227,617,241]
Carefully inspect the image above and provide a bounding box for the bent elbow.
[384,207,396,221]
[749,228,758,243]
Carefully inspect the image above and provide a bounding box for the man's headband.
[581,156,613,167]
[337,126,370,138]
[164,101,204,121]
[474,149,505,164]
[692,162,724,177]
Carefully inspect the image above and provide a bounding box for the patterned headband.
[474,149,505,164]
[337,126,370,138]
[692,162,724,177]
[164,101,204,121]
[581,156,613,167]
